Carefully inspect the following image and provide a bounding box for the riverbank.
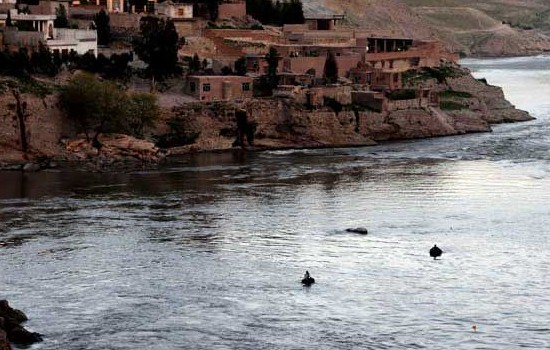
[0,65,534,172]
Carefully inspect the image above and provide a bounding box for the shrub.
[440,101,467,110]
[439,89,473,98]
[60,73,158,143]
[387,89,417,100]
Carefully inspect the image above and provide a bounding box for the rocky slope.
[301,0,550,56]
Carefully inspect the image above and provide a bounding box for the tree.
[54,4,69,28]
[120,92,159,138]
[234,57,247,76]
[265,46,279,88]
[190,53,201,72]
[6,10,13,27]
[30,42,59,76]
[60,73,159,145]
[60,73,127,145]
[205,0,219,21]
[133,16,179,79]
[246,0,303,25]
[11,89,29,153]
[93,9,110,46]
[323,51,338,84]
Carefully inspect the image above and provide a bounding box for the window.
[190,82,196,92]
[202,83,211,92]
[178,8,185,16]
[242,82,250,91]
[389,60,394,69]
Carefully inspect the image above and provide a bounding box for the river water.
[1,57,549,349]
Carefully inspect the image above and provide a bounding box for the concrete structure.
[0,9,97,56]
[48,28,98,56]
[186,75,254,101]
[154,2,200,37]
[304,14,345,31]
[94,0,125,13]
[0,11,56,38]
[156,1,193,19]
[27,0,73,16]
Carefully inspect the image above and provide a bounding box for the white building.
[0,10,97,56]
[48,28,98,56]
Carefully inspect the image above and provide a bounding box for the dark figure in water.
[430,245,443,260]
[302,271,315,286]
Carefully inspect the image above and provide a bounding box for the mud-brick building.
[185,75,254,101]
[349,64,402,91]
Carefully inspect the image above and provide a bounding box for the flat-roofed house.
[185,75,254,101]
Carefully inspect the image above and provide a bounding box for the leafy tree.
[221,65,233,75]
[246,0,304,25]
[29,42,59,76]
[6,10,13,27]
[60,73,159,145]
[133,16,180,79]
[234,57,247,76]
[93,9,110,46]
[190,53,201,72]
[323,51,338,84]
[60,73,127,145]
[265,46,279,88]
[205,0,219,21]
[54,4,69,28]
[119,92,159,138]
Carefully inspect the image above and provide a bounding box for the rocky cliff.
[0,300,42,349]
[0,68,533,170]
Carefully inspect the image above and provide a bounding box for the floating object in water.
[430,244,443,260]
[345,227,368,234]
[472,324,477,332]
[301,270,315,286]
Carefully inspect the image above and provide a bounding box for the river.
[1,56,549,349]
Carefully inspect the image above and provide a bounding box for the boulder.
[346,227,369,234]
[0,316,11,350]
[0,300,42,347]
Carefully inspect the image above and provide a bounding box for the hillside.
[301,0,550,56]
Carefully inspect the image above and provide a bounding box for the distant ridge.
[300,0,550,56]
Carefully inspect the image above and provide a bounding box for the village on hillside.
[0,0,457,105]
[0,0,531,170]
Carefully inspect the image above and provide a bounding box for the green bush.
[439,90,473,98]
[324,97,343,113]
[440,101,467,110]
[387,89,417,100]
[155,117,200,148]
[60,73,159,143]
